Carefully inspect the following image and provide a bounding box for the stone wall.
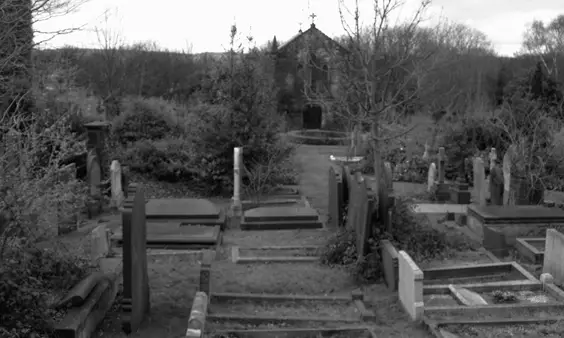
[398,250,424,321]
[543,229,564,285]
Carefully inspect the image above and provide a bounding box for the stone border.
[231,245,322,264]
[207,313,361,325]
[422,261,540,292]
[424,317,564,338]
[515,237,545,264]
[53,257,122,338]
[209,290,375,322]
[208,326,377,338]
[186,292,208,338]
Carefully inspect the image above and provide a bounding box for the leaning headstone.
[110,160,124,209]
[427,163,437,192]
[473,157,486,205]
[121,183,150,334]
[91,224,110,264]
[449,285,488,305]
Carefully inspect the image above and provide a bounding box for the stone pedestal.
[435,182,451,202]
[450,181,471,204]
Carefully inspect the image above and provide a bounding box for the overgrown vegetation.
[321,196,457,282]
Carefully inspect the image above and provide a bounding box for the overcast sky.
[35,0,564,56]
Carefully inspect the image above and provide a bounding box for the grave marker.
[489,148,497,171]
[328,166,344,228]
[502,147,513,205]
[110,160,124,209]
[489,159,504,205]
[543,229,564,285]
[473,157,486,205]
[438,147,446,183]
[121,183,150,333]
[87,151,102,217]
[427,163,436,192]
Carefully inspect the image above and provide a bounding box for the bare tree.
[521,15,564,78]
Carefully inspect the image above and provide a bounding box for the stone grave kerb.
[121,183,150,334]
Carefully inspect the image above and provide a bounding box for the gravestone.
[489,148,497,171]
[145,199,225,226]
[121,183,150,334]
[328,166,344,228]
[489,160,504,205]
[438,147,446,183]
[473,157,486,205]
[422,142,429,161]
[110,160,124,209]
[241,206,322,230]
[502,147,513,205]
[91,224,110,264]
[87,151,103,217]
[427,163,436,192]
[56,163,78,235]
[346,172,376,258]
[384,162,393,191]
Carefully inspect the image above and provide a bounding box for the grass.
[442,321,564,337]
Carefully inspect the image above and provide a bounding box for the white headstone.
[110,160,124,209]
[489,148,497,170]
[427,163,437,192]
[502,148,513,205]
[473,157,486,205]
[87,152,101,197]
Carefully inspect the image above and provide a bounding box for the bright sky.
[35,0,564,56]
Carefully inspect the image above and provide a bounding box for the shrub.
[321,196,455,283]
[111,96,181,145]
[286,129,349,145]
[117,138,196,183]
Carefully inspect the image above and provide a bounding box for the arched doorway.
[303,104,322,129]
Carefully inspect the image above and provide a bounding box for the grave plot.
[205,291,374,332]
[232,245,322,263]
[380,240,529,293]
[397,250,564,325]
[428,319,564,338]
[240,206,323,230]
[466,204,564,258]
[110,222,221,250]
[515,237,545,264]
[207,326,377,338]
[145,198,226,226]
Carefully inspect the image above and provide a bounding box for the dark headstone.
[489,163,504,205]
[483,226,508,258]
[121,183,150,334]
[328,166,344,228]
[346,172,376,257]
[381,240,399,291]
[84,121,110,179]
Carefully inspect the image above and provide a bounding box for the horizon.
[34,0,564,57]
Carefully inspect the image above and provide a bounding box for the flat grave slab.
[146,198,221,220]
[244,206,319,222]
[411,203,467,214]
[468,205,564,224]
[111,225,220,248]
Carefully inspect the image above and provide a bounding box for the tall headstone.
[489,148,497,171]
[84,121,111,179]
[121,183,150,334]
[489,160,504,205]
[87,151,102,218]
[473,157,486,205]
[438,147,446,183]
[502,149,512,205]
[422,142,429,161]
[110,160,124,209]
[427,163,437,192]
[231,147,243,216]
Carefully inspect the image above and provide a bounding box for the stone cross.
[110,160,124,209]
[309,13,317,24]
[473,157,487,205]
[438,147,446,183]
[427,163,437,192]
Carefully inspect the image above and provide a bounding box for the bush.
[321,197,455,282]
[286,129,349,145]
[111,96,181,145]
[117,138,196,183]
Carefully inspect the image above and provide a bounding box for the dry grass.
[98,254,201,338]
[443,321,564,337]
[210,299,360,318]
